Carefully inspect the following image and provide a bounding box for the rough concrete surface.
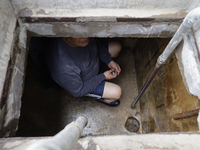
[75,133,200,150]
[26,22,180,38]
[1,133,200,150]
[175,20,200,99]
[2,26,28,137]
[18,9,188,18]
[0,0,22,137]
[134,38,200,133]
[0,0,16,105]
[58,47,141,136]
[10,0,200,18]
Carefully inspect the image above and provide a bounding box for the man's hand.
[103,70,118,80]
[108,61,121,76]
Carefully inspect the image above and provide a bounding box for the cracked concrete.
[1,133,200,150]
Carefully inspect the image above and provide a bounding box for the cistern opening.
[16,37,200,137]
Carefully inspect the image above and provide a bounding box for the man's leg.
[87,81,121,104]
[101,42,122,103]
[90,41,122,104]
[108,42,122,58]
[102,81,122,103]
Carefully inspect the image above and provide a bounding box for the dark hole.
[125,116,140,132]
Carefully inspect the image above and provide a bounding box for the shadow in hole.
[16,37,63,137]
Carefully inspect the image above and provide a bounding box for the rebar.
[173,109,199,120]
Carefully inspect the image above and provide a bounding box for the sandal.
[95,98,120,107]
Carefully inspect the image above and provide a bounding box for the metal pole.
[131,7,200,108]
[26,116,88,150]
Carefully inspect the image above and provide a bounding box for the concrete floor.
[17,40,142,137]
[58,48,141,136]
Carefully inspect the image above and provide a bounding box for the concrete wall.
[2,26,28,137]
[176,20,200,99]
[1,133,200,150]
[8,0,200,38]
[0,0,16,105]
[134,38,200,133]
[25,22,180,38]
[10,0,200,10]
[9,0,200,38]
[0,0,28,137]
[10,0,200,18]
[0,0,17,136]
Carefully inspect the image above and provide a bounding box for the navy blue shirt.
[46,38,112,98]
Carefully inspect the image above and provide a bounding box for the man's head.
[63,37,90,47]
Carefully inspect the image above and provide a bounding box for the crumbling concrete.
[0,0,16,105]
[10,0,200,18]
[1,133,200,150]
[134,38,200,133]
[10,0,200,38]
[0,0,18,137]
[25,21,181,38]
[2,26,28,137]
[175,19,200,99]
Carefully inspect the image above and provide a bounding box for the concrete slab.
[11,0,200,18]
[2,133,200,150]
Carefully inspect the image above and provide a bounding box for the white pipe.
[26,116,88,150]
[157,7,200,65]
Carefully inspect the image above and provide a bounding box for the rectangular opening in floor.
[16,37,200,137]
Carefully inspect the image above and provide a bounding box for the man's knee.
[114,85,122,100]
[102,82,122,100]
[108,42,122,58]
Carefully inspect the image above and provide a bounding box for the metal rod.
[173,109,199,120]
[26,116,88,150]
[131,7,200,109]
[131,64,160,108]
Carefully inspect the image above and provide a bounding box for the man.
[46,37,122,107]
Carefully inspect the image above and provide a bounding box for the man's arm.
[54,70,106,98]
[97,40,121,76]
[96,40,113,65]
